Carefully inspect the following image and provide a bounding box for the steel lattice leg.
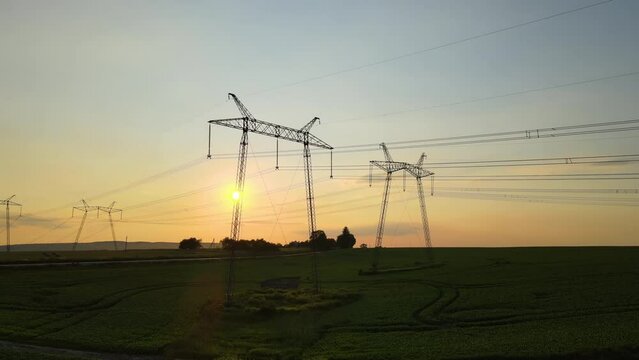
[5,204,9,253]
[226,128,249,304]
[230,129,249,242]
[372,172,392,270]
[73,211,88,251]
[417,177,433,263]
[109,213,118,251]
[304,141,320,293]
[303,142,316,238]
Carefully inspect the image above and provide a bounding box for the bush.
[283,240,310,248]
[220,237,281,252]
[309,230,336,251]
[178,237,202,250]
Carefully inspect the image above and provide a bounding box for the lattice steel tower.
[369,143,434,270]
[208,93,332,302]
[72,200,122,251]
[2,195,22,252]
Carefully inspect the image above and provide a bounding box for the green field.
[0,247,638,359]
[0,248,308,265]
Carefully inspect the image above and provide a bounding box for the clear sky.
[1,0,638,247]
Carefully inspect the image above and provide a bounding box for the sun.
[232,191,240,201]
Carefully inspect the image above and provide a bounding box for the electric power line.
[244,0,615,96]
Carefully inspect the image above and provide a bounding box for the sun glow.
[232,191,240,201]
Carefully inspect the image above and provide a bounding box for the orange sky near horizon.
[2,0,639,248]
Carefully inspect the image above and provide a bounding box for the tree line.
[178,227,357,252]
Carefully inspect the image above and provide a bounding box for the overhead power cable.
[122,168,276,211]
[421,186,639,194]
[208,118,639,159]
[245,0,615,96]
[278,153,639,171]
[25,157,206,216]
[436,191,639,207]
[333,71,639,124]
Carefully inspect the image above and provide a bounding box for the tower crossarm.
[1,195,21,207]
[72,200,98,214]
[370,160,408,173]
[209,117,332,150]
[404,164,434,179]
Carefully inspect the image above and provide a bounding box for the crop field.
[0,247,638,359]
[0,248,227,265]
[0,248,307,265]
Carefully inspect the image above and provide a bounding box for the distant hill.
[0,241,180,252]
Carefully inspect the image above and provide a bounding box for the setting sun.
[232,191,240,201]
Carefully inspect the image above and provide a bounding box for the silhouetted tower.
[2,195,22,252]
[405,153,435,256]
[208,93,332,303]
[369,144,407,269]
[72,200,121,251]
[97,201,123,250]
[72,200,99,251]
[369,144,434,270]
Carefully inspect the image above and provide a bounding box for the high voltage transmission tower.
[369,143,434,270]
[71,200,122,251]
[208,93,333,303]
[2,195,22,252]
[98,202,123,251]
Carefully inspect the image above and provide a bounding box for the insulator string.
[330,150,333,179]
[276,137,279,170]
[207,124,212,159]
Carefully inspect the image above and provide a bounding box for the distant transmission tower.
[208,93,333,303]
[369,143,434,270]
[71,200,122,251]
[98,202,123,250]
[2,195,22,252]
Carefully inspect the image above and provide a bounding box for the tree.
[179,237,202,250]
[360,243,368,249]
[284,240,309,248]
[309,230,336,251]
[220,237,281,252]
[220,237,235,250]
[336,227,357,249]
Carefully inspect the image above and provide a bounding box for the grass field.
[0,248,306,264]
[0,247,637,359]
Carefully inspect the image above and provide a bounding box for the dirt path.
[0,340,162,360]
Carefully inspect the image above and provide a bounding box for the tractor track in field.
[28,282,209,337]
[442,303,639,328]
[0,281,212,356]
[0,282,206,313]
[326,274,639,335]
[412,278,639,331]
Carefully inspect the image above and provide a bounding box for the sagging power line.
[207,118,639,159]
[245,0,615,96]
